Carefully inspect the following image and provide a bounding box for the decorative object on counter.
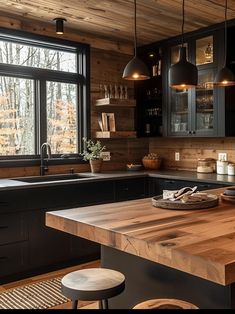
[214,0,235,86]
[216,160,228,175]
[221,188,235,202]
[142,153,162,170]
[197,158,215,173]
[81,138,106,173]
[152,193,219,210]
[168,0,198,89]
[227,163,235,176]
[122,0,150,80]
[223,187,235,196]
[126,164,143,171]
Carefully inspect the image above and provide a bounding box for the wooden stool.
[133,298,199,309]
[61,267,125,309]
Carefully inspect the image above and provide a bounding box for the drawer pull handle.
[123,188,129,191]
[0,226,8,230]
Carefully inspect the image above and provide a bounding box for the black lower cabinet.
[0,177,147,283]
[149,177,230,197]
[115,177,148,201]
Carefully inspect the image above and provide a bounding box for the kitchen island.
[46,187,235,309]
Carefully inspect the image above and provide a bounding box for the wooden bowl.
[142,158,161,170]
[223,187,235,196]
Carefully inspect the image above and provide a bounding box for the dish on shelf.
[126,164,143,171]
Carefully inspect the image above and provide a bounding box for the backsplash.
[149,137,235,171]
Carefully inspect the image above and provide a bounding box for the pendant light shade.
[122,0,150,80]
[169,46,198,89]
[122,56,150,80]
[53,18,67,35]
[214,0,235,86]
[169,0,198,89]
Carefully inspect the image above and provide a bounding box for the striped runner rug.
[0,277,70,309]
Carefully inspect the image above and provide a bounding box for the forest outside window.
[0,29,89,161]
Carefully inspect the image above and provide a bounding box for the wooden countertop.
[46,187,235,286]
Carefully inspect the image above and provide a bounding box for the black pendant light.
[214,0,235,86]
[122,0,150,80]
[53,18,67,35]
[169,0,198,89]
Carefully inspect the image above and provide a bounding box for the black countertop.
[0,169,234,191]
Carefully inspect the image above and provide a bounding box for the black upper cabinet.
[225,25,235,136]
[165,31,225,138]
[135,47,163,138]
[135,22,235,138]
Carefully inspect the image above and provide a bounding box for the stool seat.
[133,298,199,309]
[61,267,125,302]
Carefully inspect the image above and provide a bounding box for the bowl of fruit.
[142,153,162,170]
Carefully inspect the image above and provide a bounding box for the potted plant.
[142,153,162,170]
[81,138,106,173]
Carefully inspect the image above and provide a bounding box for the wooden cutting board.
[152,194,219,210]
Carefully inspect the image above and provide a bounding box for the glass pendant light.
[122,0,150,80]
[169,0,198,89]
[214,0,235,86]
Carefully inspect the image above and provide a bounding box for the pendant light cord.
[134,0,137,57]
[224,0,228,67]
[181,0,185,47]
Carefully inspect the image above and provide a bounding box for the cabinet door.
[192,68,218,136]
[115,178,147,201]
[0,242,28,278]
[28,209,71,268]
[167,44,191,136]
[148,177,229,197]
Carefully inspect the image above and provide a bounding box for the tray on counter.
[152,194,219,210]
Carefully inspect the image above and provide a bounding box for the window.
[0,29,89,160]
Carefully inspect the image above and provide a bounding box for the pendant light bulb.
[214,0,235,86]
[122,0,150,80]
[53,18,67,35]
[169,0,198,89]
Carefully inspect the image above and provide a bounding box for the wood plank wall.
[0,15,234,177]
[149,137,235,171]
[0,16,148,178]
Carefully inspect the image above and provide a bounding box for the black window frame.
[0,27,90,167]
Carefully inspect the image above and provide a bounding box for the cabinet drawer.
[0,212,28,245]
[0,242,28,277]
[115,178,147,201]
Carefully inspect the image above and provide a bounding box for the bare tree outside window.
[0,39,81,156]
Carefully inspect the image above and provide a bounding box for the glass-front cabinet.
[166,31,223,137]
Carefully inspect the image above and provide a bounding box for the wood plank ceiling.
[2,0,235,46]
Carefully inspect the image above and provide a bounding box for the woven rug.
[0,277,70,309]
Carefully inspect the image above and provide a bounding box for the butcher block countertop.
[46,187,235,286]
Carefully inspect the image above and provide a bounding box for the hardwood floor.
[0,260,100,310]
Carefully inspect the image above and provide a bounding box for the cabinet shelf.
[95,131,136,138]
[95,98,136,107]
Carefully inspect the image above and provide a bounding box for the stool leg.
[102,299,109,309]
[72,300,78,309]
[99,300,103,309]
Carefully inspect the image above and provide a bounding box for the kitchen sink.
[13,173,94,183]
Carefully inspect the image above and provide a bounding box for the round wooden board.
[152,194,219,210]
[220,193,235,203]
